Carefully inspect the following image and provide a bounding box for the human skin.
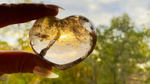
[0,3,59,78]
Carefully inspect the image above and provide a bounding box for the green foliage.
[1,13,150,84]
[88,13,150,84]
[24,0,32,3]
[0,41,9,50]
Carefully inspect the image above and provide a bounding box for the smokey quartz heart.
[29,15,97,70]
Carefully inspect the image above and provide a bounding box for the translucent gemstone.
[29,15,97,69]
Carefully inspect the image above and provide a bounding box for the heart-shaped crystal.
[29,15,97,70]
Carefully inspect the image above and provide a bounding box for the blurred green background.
[0,0,150,84]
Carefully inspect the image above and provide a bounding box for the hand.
[0,3,60,78]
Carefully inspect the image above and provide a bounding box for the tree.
[86,13,150,84]
[1,13,150,84]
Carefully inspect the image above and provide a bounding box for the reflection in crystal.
[60,35,67,38]
[29,15,97,69]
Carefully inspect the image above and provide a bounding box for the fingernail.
[47,72,59,78]
[57,6,65,10]
[33,66,59,78]
[47,5,65,10]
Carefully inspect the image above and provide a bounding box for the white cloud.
[125,0,150,26]
[0,0,9,3]
[0,0,150,46]
[88,13,113,26]
[89,4,98,10]
[0,0,150,27]
[98,0,118,3]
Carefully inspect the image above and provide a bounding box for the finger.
[0,3,59,28]
[0,50,58,78]
[0,50,48,73]
[33,66,59,78]
[0,74,3,77]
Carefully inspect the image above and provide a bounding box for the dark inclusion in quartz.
[29,15,97,70]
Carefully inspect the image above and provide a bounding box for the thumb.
[33,66,59,78]
[0,50,58,78]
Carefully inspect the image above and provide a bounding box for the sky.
[0,0,150,27]
[0,0,150,46]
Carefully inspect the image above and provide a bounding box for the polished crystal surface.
[29,15,97,69]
